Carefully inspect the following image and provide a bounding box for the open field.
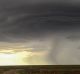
[0,65,80,74]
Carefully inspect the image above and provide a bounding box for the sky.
[0,0,80,65]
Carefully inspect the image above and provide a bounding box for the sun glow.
[0,49,32,65]
[0,46,50,65]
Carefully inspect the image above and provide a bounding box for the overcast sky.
[0,0,80,65]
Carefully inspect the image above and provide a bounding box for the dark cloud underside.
[0,3,80,42]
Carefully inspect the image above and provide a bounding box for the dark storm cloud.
[0,1,80,42]
[0,0,80,65]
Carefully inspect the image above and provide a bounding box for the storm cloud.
[0,2,80,42]
[0,0,80,65]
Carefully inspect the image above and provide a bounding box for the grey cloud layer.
[0,3,80,42]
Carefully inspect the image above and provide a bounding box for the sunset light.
[0,49,32,65]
